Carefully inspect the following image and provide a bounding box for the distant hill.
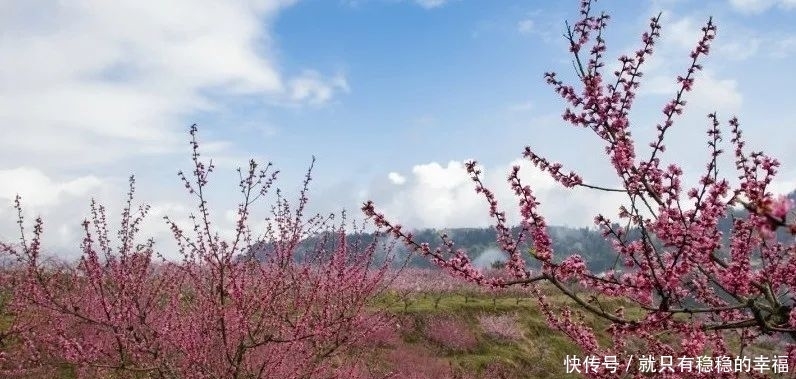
[244,190,796,273]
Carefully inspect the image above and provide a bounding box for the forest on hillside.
[245,190,796,273]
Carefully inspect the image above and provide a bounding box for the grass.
[3,287,790,378]
[363,291,590,378]
[361,289,791,378]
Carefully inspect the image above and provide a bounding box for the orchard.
[0,125,396,378]
[363,0,796,377]
[2,0,795,378]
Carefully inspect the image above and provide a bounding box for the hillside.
[352,282,785,378]
[245,190,796,273]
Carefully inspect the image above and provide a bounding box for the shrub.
[364,0,796,377]
[423,315,479,352]
[478,314,523,342]
[1,125,394,378]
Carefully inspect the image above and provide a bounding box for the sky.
[1,0,795,259]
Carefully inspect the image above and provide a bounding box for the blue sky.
[1,0,795,258]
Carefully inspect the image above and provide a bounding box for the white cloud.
[0,0,344,169]
[388,172,406,185]
[730,0,776,13]
[288,70,350,105]
[663,15,705,51]
[511,10,558,43]
[415,0,448,9]
[0,168,115,259]
[632,13,743,114]
[689,71,742,112]
[640,70,742,115]
[657,9,793,63]
[412,161,469,189]
[771,36,796,58]
[661,12,763,62]
[771,178,796,197]
[370,159,627,229]
[517,19,535,34]
[0,0,344,256]
[715,36,762,61]
[343,0,451,9]
[728,0,796,13]
[0,167,103,207]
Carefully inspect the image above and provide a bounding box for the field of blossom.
[348,268,790,378]
[3,0,796,377]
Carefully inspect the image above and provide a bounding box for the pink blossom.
[363,1,796,377]
[1,126,395,378]
[771,195,794,220]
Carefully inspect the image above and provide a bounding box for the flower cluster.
[1,126,394,378]
[363,1,796,377]
[423,316,479,352]
[478,314,524,341]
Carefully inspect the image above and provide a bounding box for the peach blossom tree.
[1,125,393,379]
[364,0,796,377]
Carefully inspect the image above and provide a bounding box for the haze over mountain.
[245,189,796,272]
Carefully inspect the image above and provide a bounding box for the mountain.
[244,190,796,273]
